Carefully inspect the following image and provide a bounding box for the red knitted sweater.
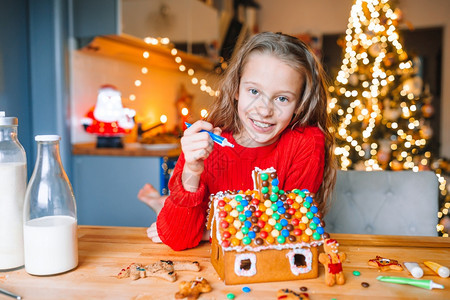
[156,126,325,250]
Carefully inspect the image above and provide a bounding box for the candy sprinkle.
[242,286,251,293]
[353,270,361,276]
[226,293,236,299]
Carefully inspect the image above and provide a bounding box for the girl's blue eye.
[249,88,259,95]
[277,96,289,103]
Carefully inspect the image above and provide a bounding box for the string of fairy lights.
[328,0,448,236]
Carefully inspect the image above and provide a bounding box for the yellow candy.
[266,236,275,244]
[233,220,242,229]
[223,197,231,203]
[230,209,239,218]
[294,211,302,218]
[224,204,232,212]
[305,228,313,236]
[300,206,308,214]
[229,227,237,235]
[259,203,267,212]
[288,193,297,199]
[229,199,238,208]
[235,231,244,240]
[268,218,276,226]
[261,214,269,222]
[231,238,240,246]
[292,202,300,209]
[264,200,272,208]
[299,223,307,230]
[301,234,310,242]
[295,195,304,203]
[271,229,280,237]
[266,208,274,216]
[301,216,309,224]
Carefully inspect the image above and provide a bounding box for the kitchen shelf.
[79,34,216,72]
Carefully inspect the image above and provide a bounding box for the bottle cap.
[0,112,18,126]
[438,266,449,278]
[35,135,61,142]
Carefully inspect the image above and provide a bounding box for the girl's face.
[234,52,304,147]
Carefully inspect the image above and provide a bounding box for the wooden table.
[1,226,449,299]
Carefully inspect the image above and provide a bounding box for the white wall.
[259,0,450,158]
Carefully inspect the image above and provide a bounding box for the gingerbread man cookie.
[319,238,347,286]
[117,260,200,282]
[277,289,309,300]
[368,256,403,271]
[175,277,211,300]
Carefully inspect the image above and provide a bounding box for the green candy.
[236,205,244,212]
[270,193,278,201]
[242,236,251,244]
[303,201,311,209]
[313,232,321,240]
[241,227,249,234]
[235,195,243,202]
[309,222,317,230]
[353,270,361,276]
[279,190,285,195]
[306,212,314,219]
[298,191,306,198]
[261,186,269,194]
[239,214,246,222]
[260,173,269,180]
[272,213,280,220]
[272,186,279,193]
[293,189,300,194]
[277,236,285,244]
[275,223,283,230]
[226,293,236,299]
[271,204,278,211]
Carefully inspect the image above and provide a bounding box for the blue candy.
[317,226,324,234]
[281,229,290,237]
[276,200,284,207]
[305,196,313,203]
[240,200,249,207]
[280,219,288,227]
[248,231,256,239]
[277,207,286,214]
[244,220,252,228]
[313,216,321,224]
[271,178,279,186]
[242,287,251,293]
[245,210,252,217]
[311,206,318,213]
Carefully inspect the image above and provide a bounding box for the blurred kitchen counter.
[72,142,181,157]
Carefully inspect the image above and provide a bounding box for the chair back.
[324,170,438,236]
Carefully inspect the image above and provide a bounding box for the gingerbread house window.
[286,248,313,275]
[234,253,257,277]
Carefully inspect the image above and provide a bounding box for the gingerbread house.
[208,167,326,285]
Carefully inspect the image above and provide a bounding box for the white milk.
[0,162,26,270]
[24,215,78,275]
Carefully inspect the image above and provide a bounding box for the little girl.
[145,32,336,250]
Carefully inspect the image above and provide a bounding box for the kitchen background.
[1,0,449,232]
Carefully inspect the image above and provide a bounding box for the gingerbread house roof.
[209,167,326,252]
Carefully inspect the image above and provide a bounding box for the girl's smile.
[234,52,304,147]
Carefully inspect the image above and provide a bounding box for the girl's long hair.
[207,32,336,213]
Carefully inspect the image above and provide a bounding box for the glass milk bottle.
[0,111,27,270]
[23,135,78,275]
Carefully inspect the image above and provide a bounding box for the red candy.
[286,199,294,205]
[218,200,226,207]
[293,228,302,236]
[223,231,231,238]
[257,220,266,228]
[260,230,268,239]
[221,240,230,247]
[291,218,300,226]
[254,210,263,217]
[288,208,296,215]
[219,211,228,218]
[251,199,260,206]
[220,220,229,228]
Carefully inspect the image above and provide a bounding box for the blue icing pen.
[185,122,234,148]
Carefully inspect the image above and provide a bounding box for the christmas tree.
[328,0,434,171]
[328,0,449,236]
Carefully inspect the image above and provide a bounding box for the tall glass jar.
[0,111,27,270]
[23,135,78,275]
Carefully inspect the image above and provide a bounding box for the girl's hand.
[181,120,221,191]
[147,222,162,243]
[137,183,168,214]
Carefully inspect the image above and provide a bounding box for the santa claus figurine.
[81,85,135,148]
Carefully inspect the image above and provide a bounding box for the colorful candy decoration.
[212,167,327,248]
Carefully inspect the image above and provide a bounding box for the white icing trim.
[286,248,313,275]
[234,253,257,277]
